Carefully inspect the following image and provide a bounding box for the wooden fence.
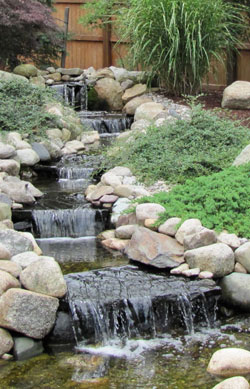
[53,0,250,89]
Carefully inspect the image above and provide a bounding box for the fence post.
[103,23,112,67]
[61,7,70,68]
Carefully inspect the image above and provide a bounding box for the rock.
[111,198,131,225]
[20,256,67,298]
[220,273,250,311]
[0,142,16,159]
[0,270,20,296]
[30,76,45,87]
[114,184,134,198]
[109,166,132,177]
[1,220,13,230]
[123,96,153,115]
[0,244,11,260]
[115,225,136,239]
[88,185,114,201]
[94,78,123,111]
[132,186,150,198]
[207,348,250,377]
[217,232,241,249]
[122,84,148,104]
[0,230,33,256]
[101,172,122,188]
[46,128,63,140]
[62,140,85,154]
[11,251,40,269]
[235,242,250,272]
[198,271,214,279]
[136,203,165,222]
[0,159,20,176]
[13,64,38,78]
[45,311,75,346]
[102,238,129,251]
[170,263,189,275]
[134,102,165,121]
[49,72,61,82]
[234,262,247,274]
[116,212,138,228]
[212,376,250,389]
[221,81,250,109]
[0,261,21,278]
[125,227,184,269]
[57,67,83,76]
[123,176,137,185]
[85,184,97,197]
[233,144,250,166]
[0,202,11,221]
[175,219,202,244]
[182,268,200,277]
[97,230,115,240]
[13,337,44,361]
[40,139,62,159]
[0,288,59,339]
[144,218,158,230]
[185,243,234,278]
[16,149,40,166]
[99,194,118,203]
[0,328,13,356]
[96,67,115,79]
[121,79,134,91]
[0,70,28,83]
[158,217,181,237]
[61,128,71,142]
[183,227,217,251]
[131,119,151,132]
[0,177,37,204]
[81,131,100,145]
[0,194,12,206]
[109,66,129,82]
[31,142,51,162]
[19,232,43,255]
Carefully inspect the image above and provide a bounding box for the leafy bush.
[0,79,61,139]
[103,103,250,184]
[80,0,249,95]
[135,164,250,238]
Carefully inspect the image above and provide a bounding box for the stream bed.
[6,133,250,388]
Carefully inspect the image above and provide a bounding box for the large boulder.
[0,70,28,82]
[11,251,40,269]
[0,288,59,339]
[175,219,202,244]
[125,227,184,269]
[20,256,67,298]
[185,243,235,278]
[183,227,217,251]
[94,78,123,111]
[220,272,250,311]
[13,64,38,78]
[207,348,250,377]
[0,230,33,256]
[158,217,182,237]
[221,81,250,109]
[136,203,165,222]
[0,159,20,176]
[134,102,165,121]
[0,202,11,221]
[16,149,40,166]
[0,261,21,278]
[109,66,129,82]
[0,142,16,159]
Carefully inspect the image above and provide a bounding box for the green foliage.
[135,164,250,238]
[80,0,249,95]
[0,80,61,139]
[103,103,250,184]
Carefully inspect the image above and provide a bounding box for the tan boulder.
[122,84,148,104]
[207,348,250,377]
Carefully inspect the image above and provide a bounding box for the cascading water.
[50,82,88,110]
[79,111,133,135]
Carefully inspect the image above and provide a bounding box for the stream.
[2,92,250,388]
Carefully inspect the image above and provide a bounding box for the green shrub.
[103,103,250,184]
[135,164,250,238]
[0,79,62,139]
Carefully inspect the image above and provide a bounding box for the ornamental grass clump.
[103,103,250,184]
[135,163,250,238]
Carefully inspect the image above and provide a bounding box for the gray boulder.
[222,81,250,109]
[13,337,44,361]
[20,256,67,298]
[136,203,165,222]
[0,142,16,159]
[11,251,40,269]
[0,230,33,256]
[125,227,184,269]
[0,202,11,221]
[175,218,202,244]
[0,270,20,296]
[0,261,21,278]
[115,225,136,239]
[31,142,51,162]
[16,149,40,166]
[185,243,234,278]
[183,227,217,251]
[158,217,181,237]
[123,96,153,115]
[0,243,11,260]
[0,288,59,339]
[57,67,83,76]
[0,159,20,176]
[122,84,148,104]
[220,273,250,311]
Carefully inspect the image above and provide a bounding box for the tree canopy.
[0,0,63,70]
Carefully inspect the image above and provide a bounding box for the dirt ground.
[171,91,250,128]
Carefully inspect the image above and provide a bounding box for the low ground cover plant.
[103,103,250,184]
[134,163,250,238]
[0,79,63,139]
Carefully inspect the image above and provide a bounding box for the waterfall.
[51,82,88,110]
[63,266,221,346]
[79,111,133,135]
